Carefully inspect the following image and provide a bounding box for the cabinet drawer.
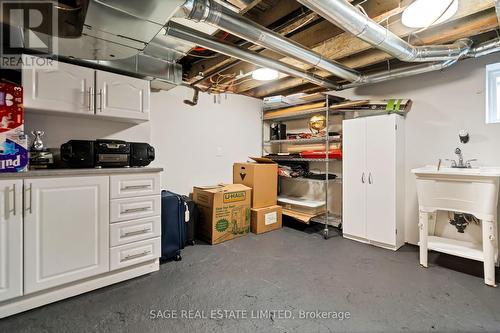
[110,195,161,223]
[110,237,160,271]
[110,216,161,247]
[110,173,160,199]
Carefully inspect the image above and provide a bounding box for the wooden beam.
[250,9,499,98]
[235,0,495,95]
[185,0,302,81]
[207,0,402,88]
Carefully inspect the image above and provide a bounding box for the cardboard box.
[233,158,277,208]
[251,205,282,234]
[192,184,251,245]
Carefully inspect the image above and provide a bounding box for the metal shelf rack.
[261,93,343,239]
[264,136,341,145]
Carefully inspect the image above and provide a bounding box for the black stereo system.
[60,139,155,168]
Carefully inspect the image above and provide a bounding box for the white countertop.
[0,167,164,179]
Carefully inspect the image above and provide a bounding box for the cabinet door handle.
[122,207,149,214]
[122,250,151,262]
[88,87,94,111]
[361,172,365,183]
[121,185,151,190]
[10,183,16,216]
[97,89,103,112]
[368,172,373,184]
[122,228,151,237]
[25,183,32,215]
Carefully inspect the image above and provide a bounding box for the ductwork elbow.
[181,0,222,23]
[407,38,473,62]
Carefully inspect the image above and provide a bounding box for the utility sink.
[412,165,500,287]
[412,165,500,222]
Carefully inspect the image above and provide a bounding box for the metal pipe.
[338,37,500,90]
[496,0,500,27]
[180,0,361,82]
[297,0,473,62]
[165,22,339,89]
[467,37,500,58]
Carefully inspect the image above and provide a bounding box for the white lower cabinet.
[110,195,161,223]
[0,180,23,302]
[110,216,161,247]
[23,176,110,294]
[0,171,161,318]
[110,238,161,271]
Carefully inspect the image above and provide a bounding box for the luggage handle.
[184,202,190,223]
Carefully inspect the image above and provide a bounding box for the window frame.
[486,63,500,124]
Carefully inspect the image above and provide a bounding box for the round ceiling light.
[401,0,458,29]
[252,68,279,81]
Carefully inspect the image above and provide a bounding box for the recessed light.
[252,68,279,81]
[402,0,458,29]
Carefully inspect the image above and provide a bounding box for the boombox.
[61,139,155,168]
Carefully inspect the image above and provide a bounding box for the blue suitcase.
[160,191,185,262]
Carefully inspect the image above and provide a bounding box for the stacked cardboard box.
[233,160,282,235]
[192,184,252,245]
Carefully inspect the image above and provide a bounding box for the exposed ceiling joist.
[251,9,499,97]
[235,0,496,95]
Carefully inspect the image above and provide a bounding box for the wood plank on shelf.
[264,136,341,145]
[263,102,326,120]
[263,100,369,120]
[281,208,317,224]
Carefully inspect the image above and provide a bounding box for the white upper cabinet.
[23,176,110,294]
[0,180,23,302]
[96,71,150,121]
[23,61,95,115]
[22,56,151,122]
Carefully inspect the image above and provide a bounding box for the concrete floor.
[1,224,500,333]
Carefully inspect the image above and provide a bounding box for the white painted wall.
[336,53,500,245]
[150,86,262,194]
[24,113,151,147]
[25,86,263,196]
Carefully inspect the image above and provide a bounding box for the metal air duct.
[180,0,362,82]
[339,37,500,90]
[164,22,339,89]
[297,0,473,62]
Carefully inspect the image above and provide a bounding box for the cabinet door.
[96,71,150,121]
[0,180,23,302]
[342,118,367,239]
[24,176,109,294]
[365,115,397,246]
[23,59,95,114]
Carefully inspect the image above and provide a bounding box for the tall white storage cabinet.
[342,114,405,250]
[0,180,23,302]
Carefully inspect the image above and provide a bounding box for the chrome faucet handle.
[465,159,477,168]
[445,159,457,167]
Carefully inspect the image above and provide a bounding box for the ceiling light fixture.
[252,68,279,81]
[401,0,458,29]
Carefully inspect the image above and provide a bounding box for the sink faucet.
[455,148,464,168]
[446,148,477,168]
